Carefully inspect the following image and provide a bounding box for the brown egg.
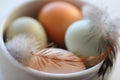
[38,1,82,47]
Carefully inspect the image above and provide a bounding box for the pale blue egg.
[65,19,100,57]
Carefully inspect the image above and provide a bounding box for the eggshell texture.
[65,20,100,57]
[6,17,47,49]
[38,1,82,47]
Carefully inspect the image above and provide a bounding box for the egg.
[6,16,47,49]
[38,1,82,47]
[65,20,100,57]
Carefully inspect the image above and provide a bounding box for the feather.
[82,4,119,79]
[5,34,86,73]
[6,33,41,63]
[28,48,86,73]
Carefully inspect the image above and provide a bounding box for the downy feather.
[82,4,119,79]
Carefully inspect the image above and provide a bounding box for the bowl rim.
[0,0,103,78]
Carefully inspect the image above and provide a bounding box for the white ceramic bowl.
[0,0,102,80]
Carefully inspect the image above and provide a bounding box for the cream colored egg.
[6,16,47,49]
[65,20,100,57]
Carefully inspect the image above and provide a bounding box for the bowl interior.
[2,0,102,78]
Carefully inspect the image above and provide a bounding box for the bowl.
[0,0,102,80]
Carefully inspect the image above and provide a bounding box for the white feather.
[82,4,119,42]
[6,33,41,63]
[82,4,120,79]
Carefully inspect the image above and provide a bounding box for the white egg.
[6,16,47,49]
[65,19,101,57]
